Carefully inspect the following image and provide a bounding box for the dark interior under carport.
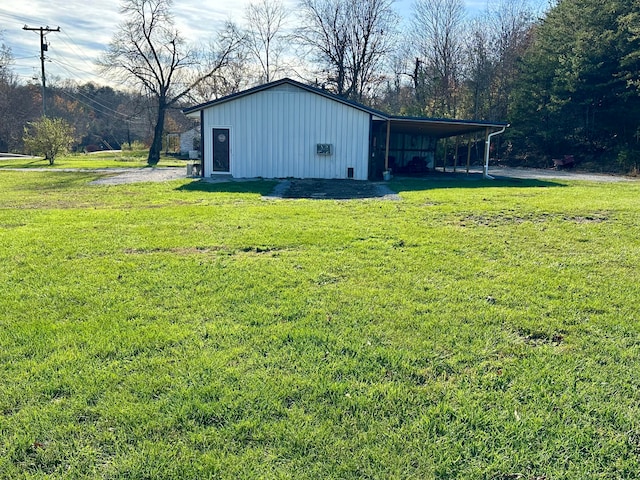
[368,117,509,181]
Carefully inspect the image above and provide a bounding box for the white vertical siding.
[202,84,371,180]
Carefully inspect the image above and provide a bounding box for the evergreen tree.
[510,0,640,168]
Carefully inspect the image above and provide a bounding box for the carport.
[369,116,508,180]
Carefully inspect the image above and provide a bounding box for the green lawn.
[1,171,639,479]
[0,151,187,169]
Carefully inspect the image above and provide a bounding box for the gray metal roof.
[387,116,508,138]
[183,78,508,138]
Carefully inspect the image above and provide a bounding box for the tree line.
[2,0,639,171]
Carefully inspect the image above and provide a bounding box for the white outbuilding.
[179,126,200,157]
[183,78,508,181]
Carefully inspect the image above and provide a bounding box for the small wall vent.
[316,143,333,155]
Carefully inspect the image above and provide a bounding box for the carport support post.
[466,134,472,174]
[199,110,204,177]
[442,138,447,172]
[384,120,391,172]
[453,136,459,172]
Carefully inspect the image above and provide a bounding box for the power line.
[48,72,149,125]
[60,85,147,123]
[0,10,49,25]
[57,88,148,125]
[48,56,104,81]
[59,29,97,67]
[47,33,122,88]
[43,56,149,126]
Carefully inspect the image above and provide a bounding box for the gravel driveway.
[89,167,187,185]
[87,165,635,186]
[0,166,189,185]
[478,166,636,183]
[3,163,636,189]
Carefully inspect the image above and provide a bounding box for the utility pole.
[23,25,60,117]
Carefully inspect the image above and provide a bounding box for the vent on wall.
[316,143,333,155]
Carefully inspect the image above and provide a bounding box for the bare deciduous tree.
[0,31,12,82]
[411,0,466,117]
[463,17,495,119]
[297,0,349,95]
[297,0,398,102]
[459,0,534,121]
[245,0,288,83]
[487,0,535,119]
[0,32,38,153]
[99,0,242,165]
[188,22,252,102]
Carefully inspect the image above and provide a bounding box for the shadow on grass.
[176,179,278,196]
[175,174,564,200]
[7,172,102,192]
[390,172,566,193]
[0,159,50,169]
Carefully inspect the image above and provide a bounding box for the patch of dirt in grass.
[454,213,550,227]
[274,179,401,200]
[124,246,225,255]
[0,223,26,229]
[454,211,610,227]
[518,330,565,347]
[123,245,285,256]
[238,246,283,255]
[314,272,345,285]
[494,475,547,480]
[565,213,610,223]
[409,363,456,384]
[128,200,196,209]
[628,430,640,454]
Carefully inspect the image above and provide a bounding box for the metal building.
[183,78,508,180]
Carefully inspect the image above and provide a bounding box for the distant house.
[179,126,200,157]
[183,78,507,180]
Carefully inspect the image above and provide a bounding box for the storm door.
[212,128,230,172]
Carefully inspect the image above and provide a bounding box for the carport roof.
[183,78,508,137]
[387,116,508,138]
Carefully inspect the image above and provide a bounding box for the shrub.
[23,117,75,165]
[122,140,148,151]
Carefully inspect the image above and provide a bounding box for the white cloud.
[0,0,491,86]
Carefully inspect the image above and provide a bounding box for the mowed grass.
[1,171,640,479]
[0,151,187,169]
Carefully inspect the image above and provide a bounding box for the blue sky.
[0,0,535,87]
